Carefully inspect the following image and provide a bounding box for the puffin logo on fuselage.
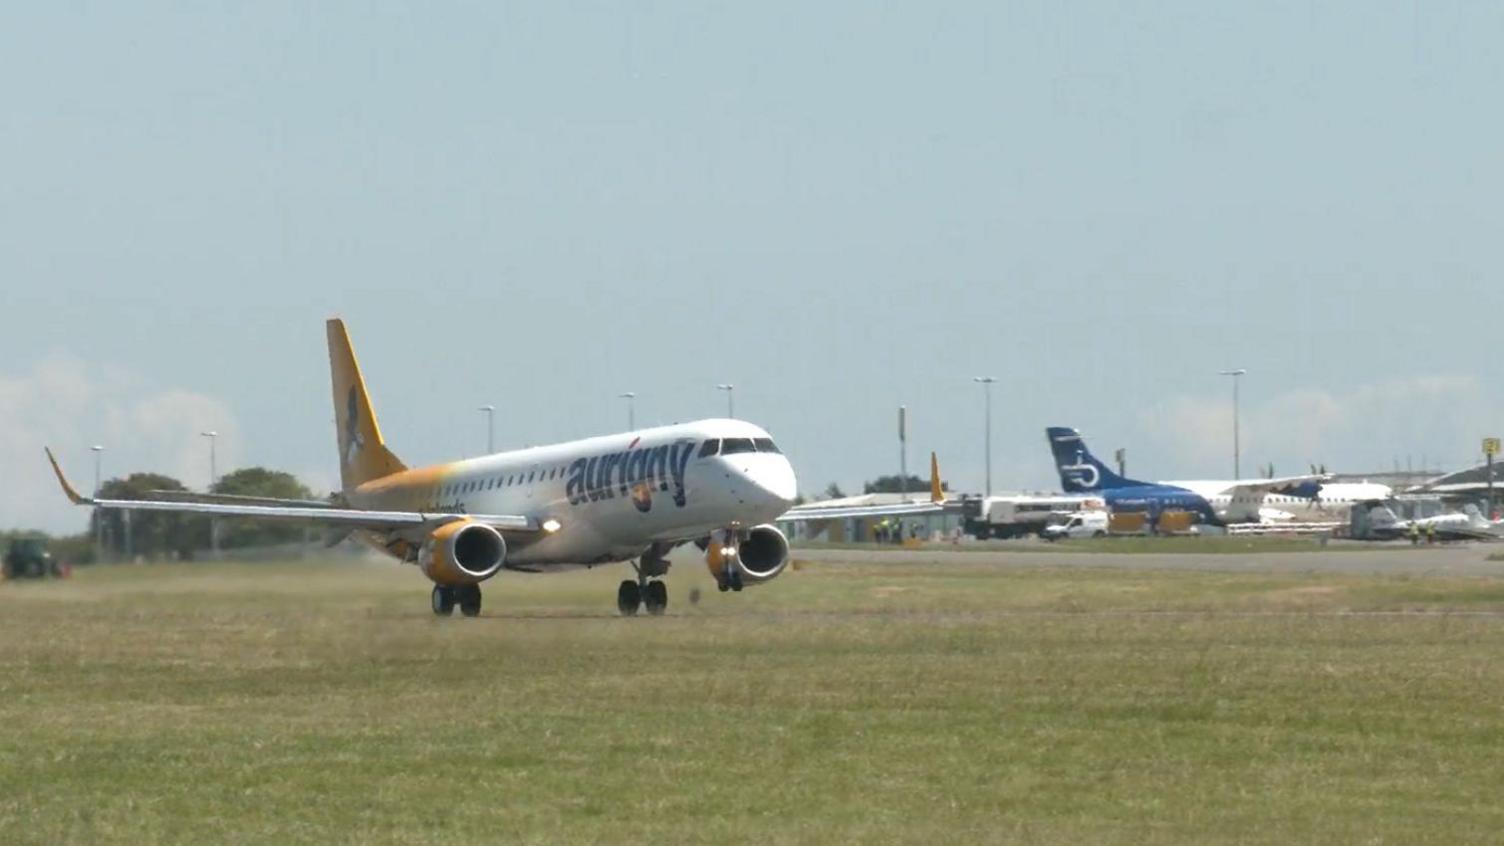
[565,439,696,511]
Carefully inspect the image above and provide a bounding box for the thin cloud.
[0,355,238,534]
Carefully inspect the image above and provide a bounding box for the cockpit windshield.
[720,437,756,455]
[700,436,782,457]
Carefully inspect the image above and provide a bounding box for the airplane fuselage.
[1091,480,1392,525]
[348,418,797,570]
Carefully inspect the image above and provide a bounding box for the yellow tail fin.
[327,319,406,490]
[930,452,944,502]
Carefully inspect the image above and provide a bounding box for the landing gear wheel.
[431,585,456,616]
[457,583,482,617]
[729,569,744,593]
[644,580,668,616]
[617,580,642,616]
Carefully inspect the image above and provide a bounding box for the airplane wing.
[1225,475,1329,498]
[1437,527,1502,542]
[779,499,949,521]
[777,452,955,522]
[1413,481,1502,496]
[45,449,543,533]
[144,489,342,509]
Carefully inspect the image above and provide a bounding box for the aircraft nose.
[748,457,798,509]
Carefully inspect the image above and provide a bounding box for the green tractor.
[3,537,61,580]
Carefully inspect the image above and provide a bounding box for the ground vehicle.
[961,494,1100,539]
[1040,510,1109,540]
[3,537,60,579]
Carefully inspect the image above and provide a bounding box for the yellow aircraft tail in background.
[327,318,406,491]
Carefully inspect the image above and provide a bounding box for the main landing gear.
[618,544,672,616]
[432,583,482,617]
[617,579,668,616]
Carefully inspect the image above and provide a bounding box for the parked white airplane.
[47,320,945,617]
[1366,502,1504,542]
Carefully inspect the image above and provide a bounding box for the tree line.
[89,467,318,560]
[2,467,323,564]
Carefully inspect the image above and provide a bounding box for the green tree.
[863,474,950,495]
[210,467,316,549]
[823,482,846,500]
[93,473,208,560]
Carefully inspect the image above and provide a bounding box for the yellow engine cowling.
[704,524,790,586]
[419,519,507,585]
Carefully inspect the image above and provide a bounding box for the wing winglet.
[930,452,943,502]
[44,448,90,505]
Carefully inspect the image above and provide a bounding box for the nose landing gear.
[706,525,745,593]
[715,566,744,593]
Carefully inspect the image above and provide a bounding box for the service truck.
[962,494,1102,539]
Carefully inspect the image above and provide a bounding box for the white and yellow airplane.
[47,319,946,617]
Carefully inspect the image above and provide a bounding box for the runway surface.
[792,542,1504,576]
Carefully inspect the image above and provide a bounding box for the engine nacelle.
[704,524,790,586]
[419,520,507,585]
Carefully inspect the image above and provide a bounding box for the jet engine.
[419,520,507,585]
[704,524,789,586]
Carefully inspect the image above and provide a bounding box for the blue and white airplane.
[1045,427,1388,525]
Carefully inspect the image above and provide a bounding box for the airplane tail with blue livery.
[1046,427,1152,493]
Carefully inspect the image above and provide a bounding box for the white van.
[1040,510,1109,541]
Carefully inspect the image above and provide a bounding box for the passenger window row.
[438,465,566,498]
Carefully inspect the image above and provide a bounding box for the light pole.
[478,405,495,454]
[200,431,218,488]
[91,445,104,561]
[973,376,997,497]
[200,431,218,560]
[91,444,104,496]
[716,384,735,419]
[1219,369,1247,480]
[618,392,637,430]
[898,405,908,499]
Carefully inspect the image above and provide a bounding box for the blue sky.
[4,2,1502,532]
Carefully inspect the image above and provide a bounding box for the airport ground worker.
[1427,524,1437,544]
[1409,524,1420,546]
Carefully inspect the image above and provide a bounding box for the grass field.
[5,553,1504,844]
